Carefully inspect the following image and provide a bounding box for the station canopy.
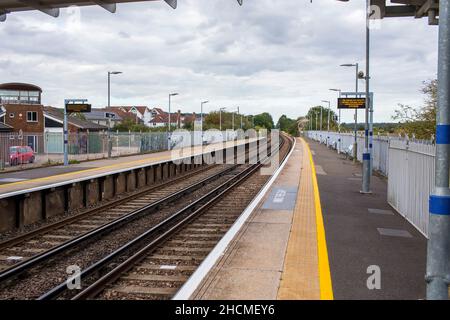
[0,1,242,21]
[336,1,439,25]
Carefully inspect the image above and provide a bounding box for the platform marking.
[0,155,165,189]
[368,208,394,215]
[0,139,258,194]
[173,137,297,300]
[304,139,334,300]
[315,165,327,175]
[377,228,412,238]
[261,186,298,210]
[0,178,28,183]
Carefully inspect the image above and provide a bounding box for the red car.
[9,146,35,165]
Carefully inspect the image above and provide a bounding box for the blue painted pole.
[426,0,450,300]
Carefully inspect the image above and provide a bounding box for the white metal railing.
[305,131,390,176]
[305,130,434,237]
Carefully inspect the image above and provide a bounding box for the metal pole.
[354,63,359,163]
[63,100,68,166]
[168,94,171,150]
[200,101,208,143]
[316,111,318,131]
[327,101,330,133]
[326,101,330,146]
[361,0,371,193]
[426,0,450,300]
[369,93,374,174]
[107,72,112,158]
[337,90,342,153]
[232,112,235,130]
[320,106,323,131]
[220,109,222,131]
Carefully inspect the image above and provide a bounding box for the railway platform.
[183,137,426,300]
[0,138,257,196]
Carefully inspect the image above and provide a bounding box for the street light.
[168,92,179,150]
[341,63,359,163]
[219,107,226,131]
[315,111,319,131]
[321,100,331,132]
[329,89,341,153]
[201,100,209,142]
[320,105,323,131]
[322,100,331,147]
[107,71,122,158]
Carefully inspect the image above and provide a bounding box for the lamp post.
[201,100,209,142]
[320,105,323,131]
[340,63,359,163]
[322,100,331,147]
[329,88,341,153]
[232,112,235,130]
[107,71,122,158]
[219,107,226,131]
[362,0,372,194]
[168,92,179,150]
[315,111,318,131]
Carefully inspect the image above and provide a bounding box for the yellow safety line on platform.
[0,139,256,190]
[303,138,334,300]
[0,155,168,189]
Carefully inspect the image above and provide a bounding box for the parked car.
[9,146,35,165]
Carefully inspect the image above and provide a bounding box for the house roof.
[150,114,167,124]
[109,106,149,116]
[84,109,123,121]
[0,122,13,132]
[0,83,42,92]
[44,106,107,131]
[104,107,142,123]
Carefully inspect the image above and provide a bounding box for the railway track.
[57,133,293,300]
[0,164,222,269]
[0,137,283,299]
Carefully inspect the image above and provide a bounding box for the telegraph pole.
[426,0,450,300]
[361,0,371,194]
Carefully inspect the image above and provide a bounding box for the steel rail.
[62,135,291,300]
[0,164,215,251]
[0,164,239,284]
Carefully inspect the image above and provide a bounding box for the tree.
[253,112,274,130]
[276,115,300,136]
[392,79,436,139]
[305,106,338,131]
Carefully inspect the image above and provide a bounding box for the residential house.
[109,106,151,126]
[104,107,142,125]
[0,83,45,152]
[83,109,122,128]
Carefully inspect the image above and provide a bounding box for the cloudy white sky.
[0,0,439,124]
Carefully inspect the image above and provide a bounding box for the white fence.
[306,131,390,176]
[387,139,435,237]
[0,130,242,170]
[306,130,434,237]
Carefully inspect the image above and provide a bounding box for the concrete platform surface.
[191,137,427,300]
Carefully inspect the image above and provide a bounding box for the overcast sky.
[0,0,439,124]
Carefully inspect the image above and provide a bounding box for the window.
[27,111,38,122]
[9,113,14,118]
